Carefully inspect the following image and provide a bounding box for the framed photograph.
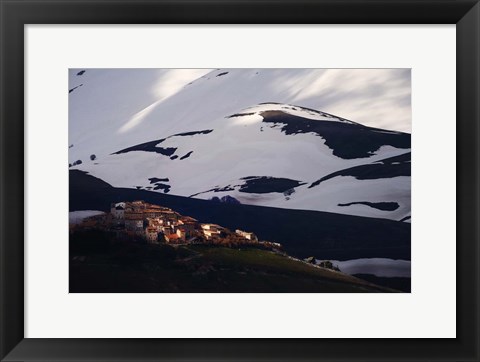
[1,0,478,361]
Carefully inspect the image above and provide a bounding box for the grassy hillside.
[69,231,394,293]
[70,170,411,261]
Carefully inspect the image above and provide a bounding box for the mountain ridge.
[70,170,411,261]
[69,69,411,221]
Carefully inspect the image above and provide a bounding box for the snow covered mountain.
[69,69,411,222]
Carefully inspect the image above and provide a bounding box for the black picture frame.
[1,0,479,361]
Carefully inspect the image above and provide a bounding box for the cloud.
[288,69,411,133]
[119,69,210,133]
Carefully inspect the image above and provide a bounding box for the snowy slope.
[69,69,411,221]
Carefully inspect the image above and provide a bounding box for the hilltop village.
[70,200,282,250]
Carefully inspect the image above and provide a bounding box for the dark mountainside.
[70,170,411,261]
[260,110,410,159]
[310,152,411,188]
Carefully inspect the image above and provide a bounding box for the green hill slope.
[69,232,394,293]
